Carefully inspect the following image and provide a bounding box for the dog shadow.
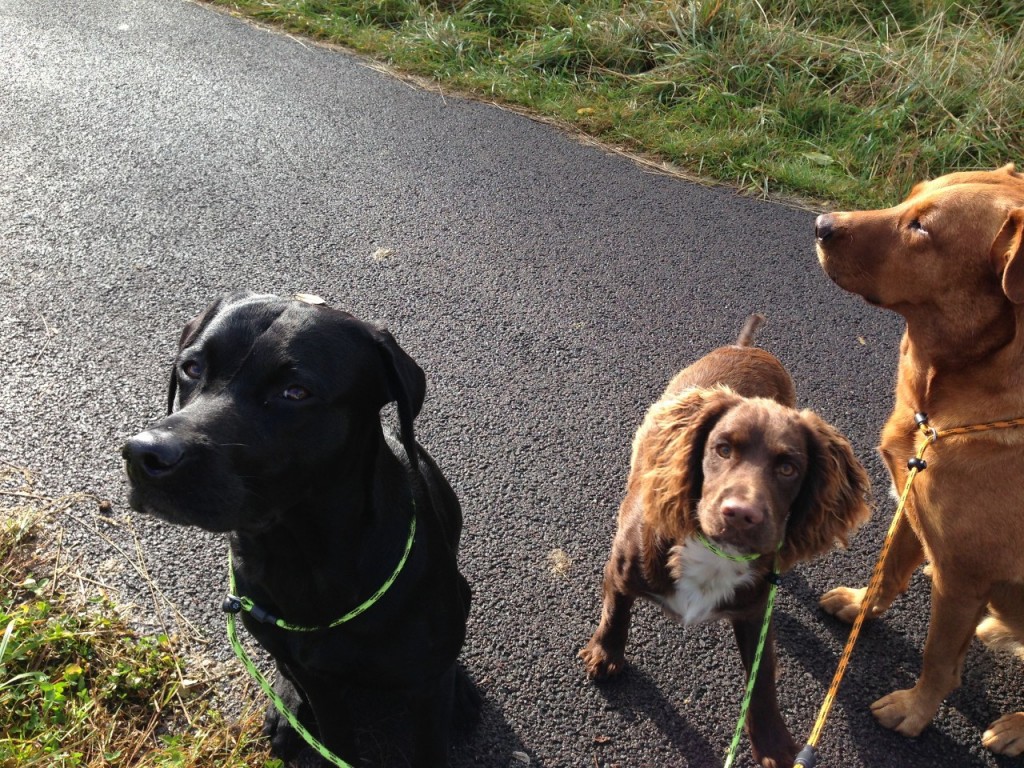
[450,672,533,768]
[776,568,1022,767]
[583,664,720,768]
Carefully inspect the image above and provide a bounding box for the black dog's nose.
[122,430,185,478]
[815,213,836,242]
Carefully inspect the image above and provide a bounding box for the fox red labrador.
[580,316,870,768]
[816,164,1024,757]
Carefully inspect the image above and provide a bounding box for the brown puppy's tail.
[736,313,766,347]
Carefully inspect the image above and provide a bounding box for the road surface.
[1,1,1019,765]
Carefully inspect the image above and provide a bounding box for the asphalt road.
[1,1,1021,766]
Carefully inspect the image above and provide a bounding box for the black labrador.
[122,292,475,767]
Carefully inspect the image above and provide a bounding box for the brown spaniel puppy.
[580,316,870,768]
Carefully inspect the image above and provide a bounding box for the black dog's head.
[122,292,425,532]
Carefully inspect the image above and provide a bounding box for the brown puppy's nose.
[122,430,185,479]
[721,499,764,529]
[815,213,836,242]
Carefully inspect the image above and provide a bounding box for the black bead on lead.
[907,457,927,471]
[222,595,243,613]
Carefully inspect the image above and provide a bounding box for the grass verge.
[207,0,1024,208]
[0,464,275,768]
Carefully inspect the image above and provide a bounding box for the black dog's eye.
[281,385,311,401]
[181,360,203,379]
[715,443,732,459]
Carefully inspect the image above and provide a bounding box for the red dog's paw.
[871,688,937,737]
[819,585,889,624]
[983,712,1024,756]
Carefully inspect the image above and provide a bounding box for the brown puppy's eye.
[282,385,310,401]
[182,360,203,379]
[715,443,732,459]
[778,461,797,478]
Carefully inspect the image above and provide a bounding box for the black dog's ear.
[166,297,230,415]
[374,327,427,467]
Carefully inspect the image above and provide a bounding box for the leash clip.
[794,744,818,767]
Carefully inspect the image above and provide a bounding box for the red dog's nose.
[815,213,837,241]
[721,499,764,528]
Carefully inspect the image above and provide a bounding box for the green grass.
[0,466,276,768]
[210,0,1024,207]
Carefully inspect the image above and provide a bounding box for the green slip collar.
[223,511,417,632]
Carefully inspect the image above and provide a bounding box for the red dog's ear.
[779,411,871,572]
[991,208,1024,304]
[636,388,741,543]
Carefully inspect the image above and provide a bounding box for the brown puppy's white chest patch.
[650,537,758,625]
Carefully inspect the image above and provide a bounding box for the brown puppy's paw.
[749,726,798,768]
[819,585,888,624]
[983,712,1024,756]
[578,639,626,681]
[870,688,937,737]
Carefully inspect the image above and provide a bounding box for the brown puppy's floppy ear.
[991,208,1024,304]
[779,411,871,571]
[166,297,228,415]
[373,327,427,468]
[637,388,741,543]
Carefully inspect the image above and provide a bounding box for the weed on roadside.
[0,464,276,768]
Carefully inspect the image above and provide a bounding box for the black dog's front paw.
[261,674,317,761]
[263,704,337,767]
[262,702,303,760]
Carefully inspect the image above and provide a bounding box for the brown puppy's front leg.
[820,512,925,623]
[579,574,636,681]
[871,576,988,737]
[732,613,797,768]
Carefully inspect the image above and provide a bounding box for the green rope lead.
[224,512,417,768]
[695,533,782,768]
[695,532,763,563]
[723,563,779,768]
[226,515,417,631]
[227,609,354,768]
[694,533,781,767]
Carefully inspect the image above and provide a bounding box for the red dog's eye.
[777,461,797,478]
[282,385,310,401]
[715,443,732,459]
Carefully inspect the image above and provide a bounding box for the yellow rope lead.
[796,413,1024,767]
[807,442,927,747]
